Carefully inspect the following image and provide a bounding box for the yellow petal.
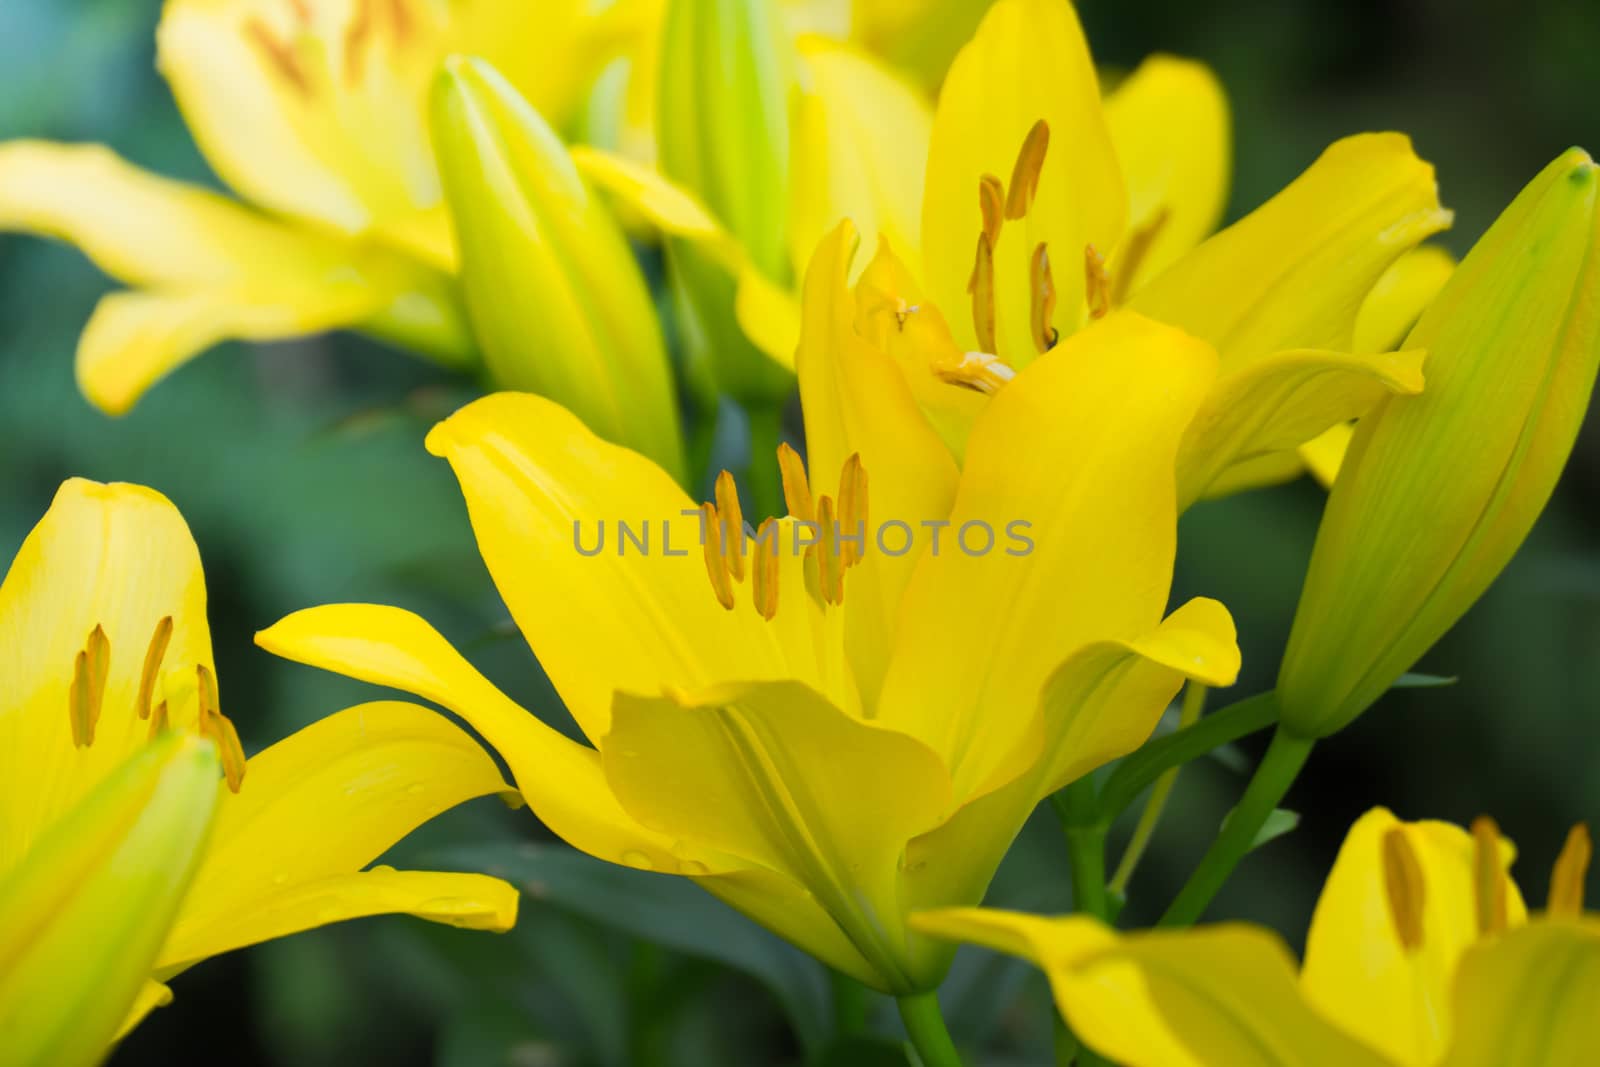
[788,37,931,284]
[1353,246,1455,355]
[423,391,835,735]
[734,261,803,368]
[1179,347,1427,507]
[0,479,216,875]
[0,733,220,1066]
[876,313,1217,800]
[570,144,745,268]
[1301,808,1527,1067]
[922,0,1125,360]
[694,864,884,988]
[159,868,517,974]
[602,679,952,992]
[157,700,516,968]
[1298,422,1358,490]
[796,223,959,705]
[254,603,734,877]
[1437,919,1600,1067]
[114,982,174,1043]
[1103,55,1231,290]
[1130,133,1451,373]
[157,0,443,237]
[911,909,1390,1067]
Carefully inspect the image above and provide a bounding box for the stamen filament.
[1030,242,1058,354]
[1005,120,1050,220]
[1381,828,1427,953]
[967,233,998,353]
[1471,816,1509,936]
[1548,823,1592,919]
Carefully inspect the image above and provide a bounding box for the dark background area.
[1,0,1596,1063]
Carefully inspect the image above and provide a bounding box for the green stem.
[744,400,787,521]
[831,971,869,1038]
[1053,778,1107,920]
[896,992,963,1067]
[1096,691,1278,825]
[1109,682,1208,896]
[1158,727,1314,927]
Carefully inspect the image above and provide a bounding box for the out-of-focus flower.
[257,224,1239,994]
[0,0,645,415]
[430,56,684,480]
[915,808,1599,1067]
[1277,149,1600,739]
[0,479,518,1052]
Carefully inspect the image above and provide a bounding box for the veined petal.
[852,236,988,461]
[255,604,735,877]
[423,392,819,736]
[1301,808,1527,1067]
[1104,55,1231,290]
[157,0,443,237]
[788,37,930,285]
[0,734,219,1066]
[0,480,214,878]
[160,700,515,964]
[602,679,952,992]
[158,868,517,973]
[797,223,959,706]
[695,865,883,988]
[1437,919,1600,1067]
[911,910,1391,1067]
[1130,133,1450,373]
[922,0,1125,361]
[1353,246,1455,355]
[1178,348,1427,507]
[876,313,1218,800]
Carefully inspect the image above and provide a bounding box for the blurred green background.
[1,0,1597,1063]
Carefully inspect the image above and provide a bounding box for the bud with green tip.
[430,56,685,481]
[656,0,797,404]
[1277,149,1600,738]
[0,732,221,1066]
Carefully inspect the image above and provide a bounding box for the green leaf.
[1392,672,1459,688]
[808,1035,914,1067]
[1250,808,1301,851]
[428,842,832,1050]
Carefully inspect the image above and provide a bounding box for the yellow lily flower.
[915,807,1599,1067]
[256,222,1241,995]
[0,478,519,1050]
[0,0,645,415]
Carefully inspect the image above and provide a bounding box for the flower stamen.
[1471,815,1509,936]
[967,233,998,353]
[1548,823,1592,919]
[778,442,815,524]
[1110,207,1171,306]
[978,174,1005,248]
[751,518,780,621]
[1005,120,1050,221]
[699,501,737,611]
[148,699,170,740]
[836,453,868,568]
[1030,242,1058,354]
[136,616,173,721]
[196,663,246,793]
[714,471,746,582]
[244,18,313,97]
[1382,827,1427,953]
[68,625,111,748]
[1085,244,1111,320]
[933,350,1016,395]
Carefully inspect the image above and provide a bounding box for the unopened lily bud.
[655,0,797,403]
[430,56,685,481]
[0,733,220,1066]
[1278,149,1600,737]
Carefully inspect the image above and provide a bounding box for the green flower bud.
[430,56,685,481]
[0,733,220,1066]
[656,0,797,405]
[1278,149,1600,738]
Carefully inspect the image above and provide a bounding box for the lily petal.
[0,479,214,874]
[876,313,1217,800]
[114,982,174,1043]
[1438,919,1600,1067]
[423,391,821,735]
[603,679,952,991]
[694,864,883,988]
[0,734,219,1066]
[1301,808,1527,1067]
[789,37,931,284]
[1130,133,1450,373]
[159,868,517,973]
[911,909,1390,1067]
[1104,55,1231,290]
[1178,348,1427,507]
[797,223,959,706]
[922,0,1125,360]
[160,700,516,966]
[255,604,732,877]
[571,144,745,268]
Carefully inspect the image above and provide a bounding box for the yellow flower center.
[244,0,419,97]
[66,619,246,793]
[699,446,869,618]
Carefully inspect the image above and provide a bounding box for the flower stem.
[1053,777,1107,919]
[1109,681,1208,896]
[1158,727,1314,927]
[831,970,868,1037]
[896,991,963,1067]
